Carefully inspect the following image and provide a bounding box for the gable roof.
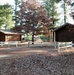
[0,30,22,35]
[53,23,74,32]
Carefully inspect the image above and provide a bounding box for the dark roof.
[53,23,74,32]
[0,30,22,35]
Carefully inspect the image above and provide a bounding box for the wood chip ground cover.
[0,46,74,75]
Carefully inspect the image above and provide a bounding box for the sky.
[0,0,42,5]
[57,2,74,25]
[0,0,15,5]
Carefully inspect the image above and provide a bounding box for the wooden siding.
[0,32,5,41]
[5,34,21,41]
[0,31,21,42]
[55,24,74,42]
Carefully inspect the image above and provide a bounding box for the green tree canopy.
[0,4,14,29]
[43,0,61,27]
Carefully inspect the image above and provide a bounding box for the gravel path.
[0,46,74,75]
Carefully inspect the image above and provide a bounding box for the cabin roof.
[0,30,22,35]
[53,23,74,32]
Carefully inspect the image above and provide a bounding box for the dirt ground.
[0,45,57,58]
[0,45,74,75]
[0,44,74,59]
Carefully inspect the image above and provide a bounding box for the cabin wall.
[5,34,21,41]
[0,32,5,41]
[55,25,74,42]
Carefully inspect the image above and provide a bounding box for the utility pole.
[14,0,18,26]
[71,1,74,19]
[21,0,23,26]
[64,0,66,23]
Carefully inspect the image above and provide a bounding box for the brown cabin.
[0,30,22,42]
[54,23,74,43]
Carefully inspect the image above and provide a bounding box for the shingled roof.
[53,23,74,32]
[0,30,22,35]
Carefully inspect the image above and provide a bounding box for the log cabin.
[53,23,74,43]
[0,30,22,42]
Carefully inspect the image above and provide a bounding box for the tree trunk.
[32,24,34,44]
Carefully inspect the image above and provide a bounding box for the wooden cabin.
[54,23,74,43]
[0,30,22,42]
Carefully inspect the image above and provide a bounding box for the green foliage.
[43,0,61,17]
[40,35,49,42]
[43,0,61,27]
[0,4,14,29]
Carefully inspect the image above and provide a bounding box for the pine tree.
[0,4,14,29]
